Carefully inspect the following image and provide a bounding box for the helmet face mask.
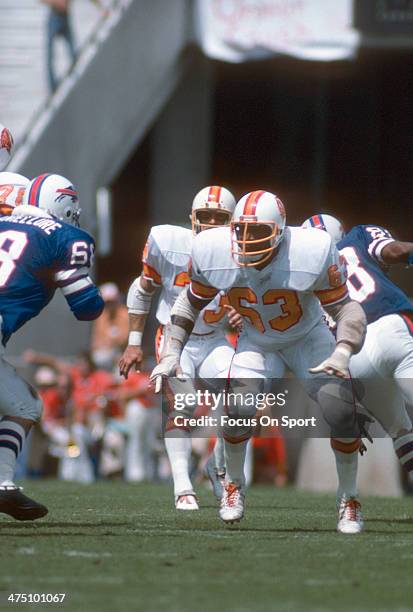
[191,186,236,234]
[192,208,232,234]
[231,219,280,266]
[231,191,286,268]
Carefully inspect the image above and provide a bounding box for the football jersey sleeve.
[54,228,103,321]
[141,230,162,287]
[188,259,219,303]
[360,225,395,264]
[313,239,349,307]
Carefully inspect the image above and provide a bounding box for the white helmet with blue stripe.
[23,173,81,226]
[302,213,344,245]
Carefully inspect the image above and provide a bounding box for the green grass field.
[0,481,412,612]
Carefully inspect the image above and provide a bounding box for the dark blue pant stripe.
[0,429,23,452]
[396,440,413,459]
[0,440,19,457]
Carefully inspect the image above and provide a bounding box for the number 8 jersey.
[337,225,413,323]
[0,206,102,345]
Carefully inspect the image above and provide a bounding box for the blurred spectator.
[28,366,72,478]
[25,350,120,481]
[252,434,288,486]
[25,350,161,482]
[112,369,158,482]
[91,283,129,371]
[41,0,107,92]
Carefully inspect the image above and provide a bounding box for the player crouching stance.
[152,191,367,533]
[120,186,237,510]
[0,173,104,520]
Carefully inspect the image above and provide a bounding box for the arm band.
[129,331,143,346]
[159,290,203,361]
[127,277,154,315]
[324,299,367,354]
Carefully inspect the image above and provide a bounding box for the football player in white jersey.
[0,172,29,215]
[303,213,413,482]
[119,186,241,510]
[151,190,367,533]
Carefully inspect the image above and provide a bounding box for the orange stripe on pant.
[223,431,252,444]
[330,438,361,454]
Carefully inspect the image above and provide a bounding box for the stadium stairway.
[8,0,191,214]
[5,0,191,356]
[0,0,101,141]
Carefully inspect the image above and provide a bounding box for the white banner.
[195,0,360,62]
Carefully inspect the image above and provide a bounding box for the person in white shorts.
[152,190,367,534]
[303,214,413,481]
[119,186,240,510]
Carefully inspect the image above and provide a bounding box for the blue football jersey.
[0,212,102,345]
[338,225,413,324]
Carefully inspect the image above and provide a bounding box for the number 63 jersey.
[0,208,99,346]
[190,225,348,349]
[337,225,413,323]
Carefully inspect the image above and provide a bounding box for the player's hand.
[119,345,143,379]
[308,345,351,379]
[150,356,183,394]
[224,305,243,332]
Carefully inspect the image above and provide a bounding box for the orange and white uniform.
[142,224,235,378]
[189,225,348,378]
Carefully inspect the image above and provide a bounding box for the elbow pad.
[68,286,104,321]
[325,299,367,354]
[171,289,200,324]
[127,277,154,315]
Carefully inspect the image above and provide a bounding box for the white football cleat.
[204,455,226,500]
[175,494,199,511]
[337,495,363,534]
[219,483,244,523]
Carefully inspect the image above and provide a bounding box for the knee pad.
[309,379,359,438]
[222,421,253,443]
[23,383,43,423]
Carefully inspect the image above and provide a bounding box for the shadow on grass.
[0,520,132,536]
[366,517,413,525]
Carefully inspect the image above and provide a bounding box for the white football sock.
[213,438,225,473]
[224,439,248,488]
[331,438,359,499]
[0,420,25,486]
[164,433,194,496]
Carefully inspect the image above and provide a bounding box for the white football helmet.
[0,124,14,171]
[0,171,29,215]
[191,186,236,234]
[302,214,344,245]
[23,173,81,226]
[231,190,286,267]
